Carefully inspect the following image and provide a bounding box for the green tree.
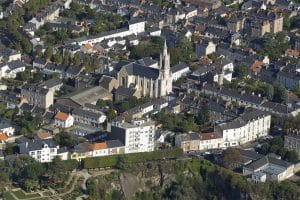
[32,71,43,83]
[45,47,53,60]
[294,83,300,97]
[107,109,117,121]
[223,147,242,169]
[16,69,30,81]
[273,82,288,103]
[260,143,270,155]
[73,52,81,66]
[62,50,71,66]
[54,132,79,148]
[53,53,62,64]
[235,64,250,78]
[195,101,210,127]
[284,150,299,163]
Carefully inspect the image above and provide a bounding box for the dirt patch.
[120,173,145,198]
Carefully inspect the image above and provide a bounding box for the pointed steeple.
[163,39,168,56]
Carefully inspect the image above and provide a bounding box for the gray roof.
[39,77,62,89]
[172,63,189,73]
[136,57,158,67]
[22,84,50,95]
[72,108,103,120]
[177,133,200,141]
[106,140,124,148]
[247,155,292,170]
[122,63,160,80]
[115,86,136,97]
[19,138,58,153]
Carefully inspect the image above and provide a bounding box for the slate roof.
[106,140,124,148]
[247,155,292,170]
[20,138,58,153]
[136,57,158,67]
[72,108,103,120]
[22,84,49,95]
[115,86,136,97]
[39,77,62,89]
[172,63,189,73]
[122,63,160,79]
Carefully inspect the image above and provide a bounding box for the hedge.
[83,148,183,169]
[62,159,79,171]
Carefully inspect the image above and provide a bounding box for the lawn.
[3,192,16,200]
[12,190,41,199]
[3,190,49,200]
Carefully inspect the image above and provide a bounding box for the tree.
[235,64,250,78]
[54,132,79,148]
[63,50,71,66]
[223,147,242,169]
[283,14,291,30]
[16,69,30,81]
[273,82,288,103]
[176,37,196,64]
[107,109,117,121]
[53,53,62,64]
[260,143,270,155]
[195,101,210,127]
[73,52,81,66]
[45,47,53,60]
[284,150,298,163]
[294,83,300,97]
[36,48,43,58]
[264,84,274,101]
[32,71,43,83]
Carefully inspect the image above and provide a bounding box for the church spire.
[163,39,168,56]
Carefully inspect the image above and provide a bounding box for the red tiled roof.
[55,112,69,121]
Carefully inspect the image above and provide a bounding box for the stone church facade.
[117,41,172,98]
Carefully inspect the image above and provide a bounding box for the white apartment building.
[176,109,271,152]
[74,18,145,46]
[19,139,60,163]
[216,109,271,147]
[110,119,155,154]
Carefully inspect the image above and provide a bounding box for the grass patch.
[12,190,41,199]
[3,192,16,200]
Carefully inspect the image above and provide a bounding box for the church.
[116,41,172,98]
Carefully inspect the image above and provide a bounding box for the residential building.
[199,131,223,150]
[71,142,93,161]
[196,40,216,57]
[0,60,25,79]
[0,133,8,150]
[21,84,54,109]
[0,120,15,136]
[19,138,60,163]
[110,118,155,154]
[276,65,300,90]
[200,84,300,117]
[38,77,63,93]
[72,108,107,127]
[54,112,74,128]
[243,154,294,182]
[284,134,300,157]
[92,142,108,157]
[73,18,145,46]
[175,133,201,152]
[171,63,190,81]
[216,108,271,147]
